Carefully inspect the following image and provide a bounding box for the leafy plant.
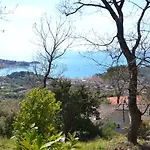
[15,124,44,150]
[14,124,66,150]
[41,132,79,150]
[63,132,80,150]
[13,88,62,149]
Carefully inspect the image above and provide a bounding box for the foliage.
[0,100,19,138]
[13,88,61,148]
[78,134,146,150]
[64,132,80,150]
[1,133,150,150]
[0,112,15,138]
[101,119,116,139]
[14,124,44,150]
[13,124,61,150]
[51,79,102,140]
[0,136,16,150]
[138,119,150,140]
[14,123,79,150]
[41,132,79,150]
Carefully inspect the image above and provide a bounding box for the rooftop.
[107,95,149,105]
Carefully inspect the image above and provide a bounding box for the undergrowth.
[1,134,150,150]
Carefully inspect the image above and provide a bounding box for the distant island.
[0,59,39,68]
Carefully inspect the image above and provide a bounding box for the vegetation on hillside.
[0,133,150,150]
[0,70,149,149]
[0,0,150,149]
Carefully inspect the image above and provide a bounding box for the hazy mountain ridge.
[0,59,39,68]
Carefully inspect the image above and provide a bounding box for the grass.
[78,134,150,150]
[0,134,149,150]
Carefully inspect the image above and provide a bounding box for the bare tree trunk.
[43,71,49,88]
[43,60,52,88]
[117,22,142,143]
[127,59,142,144]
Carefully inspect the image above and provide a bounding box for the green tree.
[13,88,61,146]
[52,79,101,140]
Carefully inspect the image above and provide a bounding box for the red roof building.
[107,96,148,105]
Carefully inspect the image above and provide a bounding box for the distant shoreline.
[0,59,39,69]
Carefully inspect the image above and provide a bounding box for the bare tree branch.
[33,15,74,87]
[65,1,106,16]
[80,35,117,47]
[128,1,143,10]
[132,1,150,54]
[141,104,150,115]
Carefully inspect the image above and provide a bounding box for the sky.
[0,0,61,61]
[0,0,148,61]
[0,0,119,61]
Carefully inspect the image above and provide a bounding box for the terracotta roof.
[107,96,148,105]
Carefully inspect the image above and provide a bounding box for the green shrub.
[13,88,62,149]
[4,113,15,138]
[14,124,44,150]
[0,100,18,138]
[101,119,115,139]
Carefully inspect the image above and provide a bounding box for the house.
[98,95,150,134]
[107,95,150,116]
[99,104,129,134]
[107,95,149,105]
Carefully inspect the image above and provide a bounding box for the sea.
[0,51,126,78]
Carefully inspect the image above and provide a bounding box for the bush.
[101,119,115,139]
[138,119,150,140]
[0,113,15,138]
[3,113,15,138]
[0,100,19,138]
[13,88,62,148]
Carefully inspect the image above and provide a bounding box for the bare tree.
[59,0,150,144]
[33,14,74,88]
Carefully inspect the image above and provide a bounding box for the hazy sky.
[0,0,147,61]
[0,0,118,61]
[0,0,60,61]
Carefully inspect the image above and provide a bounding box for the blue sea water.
[0,51,126,78]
